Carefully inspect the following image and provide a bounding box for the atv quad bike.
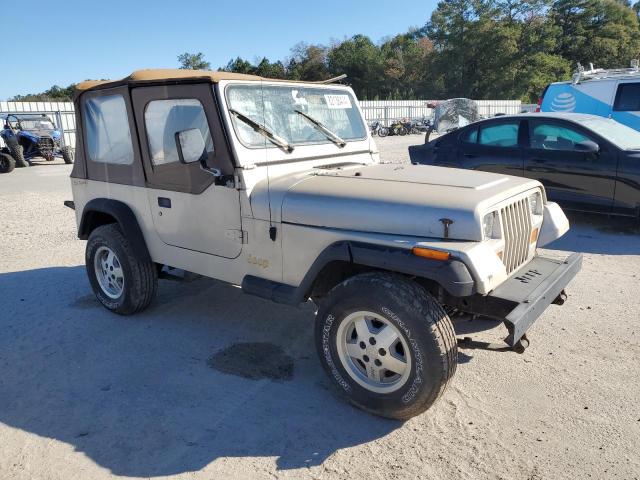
[1,114,73,170]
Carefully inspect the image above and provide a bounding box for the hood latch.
[439,218,454,239]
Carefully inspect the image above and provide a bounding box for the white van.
[539,62,640,131]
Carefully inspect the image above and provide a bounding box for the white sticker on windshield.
[324,94,352,109]
[292,90,308,105]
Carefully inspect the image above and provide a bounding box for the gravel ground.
[1,140,639,480]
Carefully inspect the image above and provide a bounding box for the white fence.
[360,99,526,125]
[0,99,533,149]
[0,101,75,149]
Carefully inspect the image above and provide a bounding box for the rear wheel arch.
[79,198,152,263]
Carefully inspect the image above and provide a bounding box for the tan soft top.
[75,69,266,92]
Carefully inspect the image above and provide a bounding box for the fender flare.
[79,198,151,262]
[242,241,475,306]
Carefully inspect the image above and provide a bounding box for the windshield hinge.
[225,229,248,244]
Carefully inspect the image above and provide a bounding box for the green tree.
[380,32,434,99]
[223,56,255,74]
[552,0,640,68]
[287,42,331,81]
[327,35,384,99]
[177,52,211,70]
[426,0,478,98]
[254,58,287,78]
[10,84,77,101]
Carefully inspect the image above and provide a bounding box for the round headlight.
[528,192,543,216]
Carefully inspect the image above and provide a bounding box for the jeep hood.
[253,163,541,241]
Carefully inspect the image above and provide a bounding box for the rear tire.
[60,145,74,164]
[86,224,158,315]
[0,153,15,173]
[315,272,457,420]
[378,127,389,137]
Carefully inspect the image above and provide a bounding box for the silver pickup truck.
[67,69,582,419]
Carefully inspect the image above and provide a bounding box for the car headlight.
[528,192,543,216]
[482,211,498,240]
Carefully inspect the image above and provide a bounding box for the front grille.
[38,136,55,154]
[500,198,533,274]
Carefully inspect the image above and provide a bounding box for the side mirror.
[574,140,599,154]
[175,128,207,164]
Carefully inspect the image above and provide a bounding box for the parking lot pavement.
[1,146,639,480]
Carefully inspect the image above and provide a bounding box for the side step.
[159,266,202,282]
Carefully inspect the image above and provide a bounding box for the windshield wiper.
[228,109,294,153]
[294,109,347,147]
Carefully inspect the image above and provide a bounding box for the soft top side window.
[84,94,134,165]
[144,99,214,166]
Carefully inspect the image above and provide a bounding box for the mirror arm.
[199,159,222,177]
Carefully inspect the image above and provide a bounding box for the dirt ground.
[1,137,639,480]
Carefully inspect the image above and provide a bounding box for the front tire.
[315,272,457,420]
[5,139,28,168]
[60,145,74,164]
[378,127,389,137]
[86,224,157,315]
[0,152,15,173]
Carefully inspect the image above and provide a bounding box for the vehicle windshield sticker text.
[324,94,352,109]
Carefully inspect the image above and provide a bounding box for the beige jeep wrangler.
[68,69,581,419]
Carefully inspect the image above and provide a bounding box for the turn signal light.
[530,227,539,244]
[412,247,450,261]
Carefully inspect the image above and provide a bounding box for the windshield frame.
[14,115,56,131]
[222,81,368,151]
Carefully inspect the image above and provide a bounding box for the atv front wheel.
[0,152,15,173]
[315,272,457,420]
[60,146,74,164]
[5,139,28,168]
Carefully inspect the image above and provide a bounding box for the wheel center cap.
[366,345,377,358]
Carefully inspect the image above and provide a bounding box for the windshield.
[225,84,367,149]
[582,117,640,150]
[17,117,56,131]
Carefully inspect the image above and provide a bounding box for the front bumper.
[446,252,583,346]
[489,252,583,345]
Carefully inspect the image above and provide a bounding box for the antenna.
[259,80,276,241]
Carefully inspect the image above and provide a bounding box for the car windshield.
[18,117,56,130]
[225,84,367,150]
[581,117,640,150]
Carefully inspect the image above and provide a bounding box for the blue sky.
[2,0,437,99]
